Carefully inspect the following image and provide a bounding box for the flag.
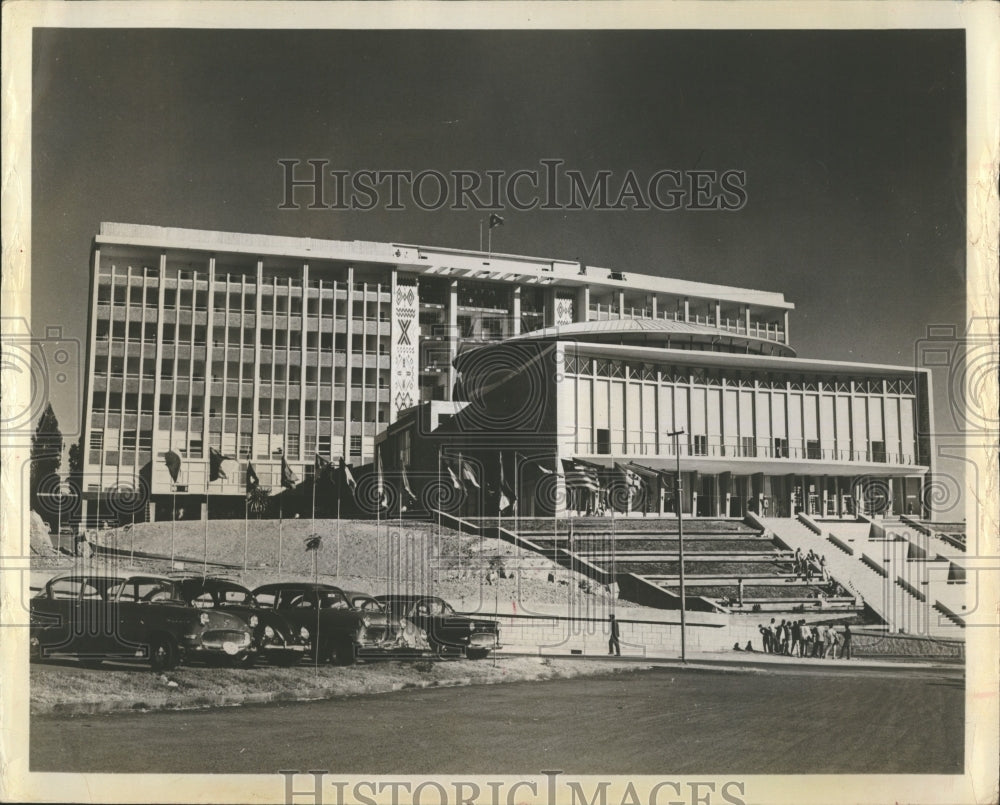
[281,457,298,490]
[446,464,463,490]
[315,454,332,484]
[305,535,323,551]
[164,450,182,483]
[488,213,504,229]
[209,447,234,482]
[616,463,643,491]
[499,452,515,513]
[375,447,386,507]
[536,463,556,476]
[563,459,600,492]
[400,463,417,506]
[339,457,357,492]
[245,462,260,496]
[459,458,480,489]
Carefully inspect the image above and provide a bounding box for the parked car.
[252,582,420,665]
[375,595,500,659]
[29,573,254,670]
[174,577,310,667]
[341,589,427,649]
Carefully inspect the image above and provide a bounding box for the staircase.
[756,516,964,640]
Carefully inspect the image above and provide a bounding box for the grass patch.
[31,656,647,716]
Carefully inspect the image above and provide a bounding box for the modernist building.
[79,222,932,523]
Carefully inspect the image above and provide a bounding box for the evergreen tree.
[30,404,63,513]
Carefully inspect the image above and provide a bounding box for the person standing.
[790,619,803,657]
[608,613,621,656]
[842,624,853,660]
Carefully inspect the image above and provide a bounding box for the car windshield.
[111,578,183,603]
[354,597,384,612]
[415,599,452,617]
[182,582,253,607]
[289,590,349,609]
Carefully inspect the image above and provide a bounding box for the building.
[79,221,932,523]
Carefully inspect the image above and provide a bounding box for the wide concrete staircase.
[756,515,965,640]
[516,517,859,615]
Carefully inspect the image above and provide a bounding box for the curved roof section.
[503,317,796,357]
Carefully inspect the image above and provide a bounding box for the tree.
[247,485,271,519]
[30,404,63,514]
[67,438,82,476]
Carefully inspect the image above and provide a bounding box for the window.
[870,440,886,463]
[740,437,756,458]
[596,429,611,455]
[90,430,104,451]
[806,440,821,460]
[350,435,362,456]
[693,435,708,456]
[122,431,137,450]
[773,438,788,458]
[286,432,300,460]
[189,439,203,459]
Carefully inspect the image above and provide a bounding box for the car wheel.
[466,649,490,661]
[333,639,356,667]
[149,635,178,671]
[233,652,257,669]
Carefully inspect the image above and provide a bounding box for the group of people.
[757,618,853,659]
[792,547,829,582]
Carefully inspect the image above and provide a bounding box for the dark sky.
[31,28,967,510]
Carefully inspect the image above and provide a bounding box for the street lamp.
[667,429,686,662]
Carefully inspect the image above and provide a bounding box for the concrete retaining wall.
[494,613,730,656]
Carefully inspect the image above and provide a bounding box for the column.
[575,285,589,323]
[343,266,355,460]
[512,285,522,335]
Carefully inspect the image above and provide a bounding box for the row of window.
[97,285,391,318]
[563,357,915,395]
[583,430,900,463]
[90,431,367,463]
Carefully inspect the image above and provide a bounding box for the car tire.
[149,635,179,671]
[466,649,490,661]
[333,639,356,667]
[233,652,257,669]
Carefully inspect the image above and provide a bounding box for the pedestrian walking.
[608,613,621,656]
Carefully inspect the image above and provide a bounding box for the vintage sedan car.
[375,594,500,659]
[252,582,419,665]
[174,577,310,667]
[29,573,253,670]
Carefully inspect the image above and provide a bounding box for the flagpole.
[243,495,249,579]
[171,487,176,568]
[278,495,283,578]
[336,464,342,580]
[436,446,441,594]
[203,490,209,579]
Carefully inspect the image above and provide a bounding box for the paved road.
[32,666,963,775]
